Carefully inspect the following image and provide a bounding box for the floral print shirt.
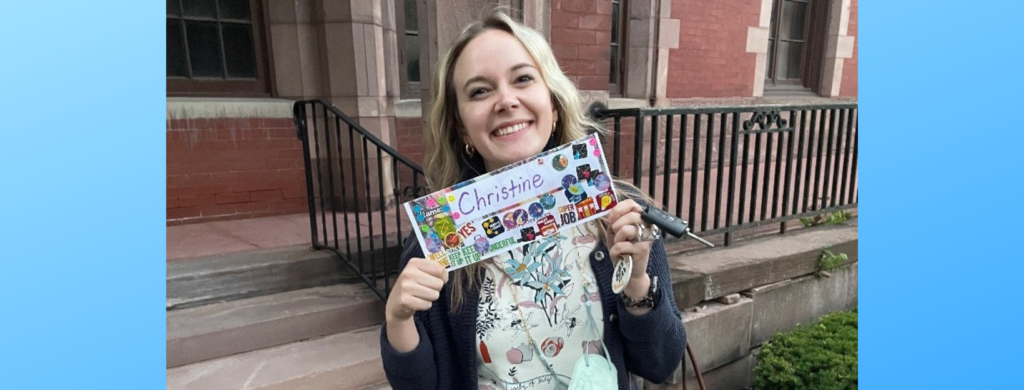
[475,223,605,390]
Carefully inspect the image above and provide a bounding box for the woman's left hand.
[602,199,655,296]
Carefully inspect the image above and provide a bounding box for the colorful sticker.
[552,154,569,171]
[572,144,588,159]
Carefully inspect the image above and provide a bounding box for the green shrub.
[754,310,858,390]
[800,210,852,227]
[817,248,848,276]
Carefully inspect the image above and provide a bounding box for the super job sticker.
[403,134,618,270]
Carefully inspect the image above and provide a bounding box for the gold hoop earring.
[465,143,475,157]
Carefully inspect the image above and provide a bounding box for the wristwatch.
[621,275,658,308]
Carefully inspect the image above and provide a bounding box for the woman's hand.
[385,257,449,352]
[602,199,655,314]
[386,257,449,323]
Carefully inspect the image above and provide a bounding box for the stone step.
[667,218,858,309]
[168,283,385,368]
[168,244,400,310]
[167,325,385,390]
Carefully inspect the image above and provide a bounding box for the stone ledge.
[681,297,753,377]
[167,97,295,120]
[745,262,858,347]
[668,221,857,304]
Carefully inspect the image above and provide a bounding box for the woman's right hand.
[385,257,449,324]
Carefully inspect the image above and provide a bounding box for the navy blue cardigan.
[379,230,687,389]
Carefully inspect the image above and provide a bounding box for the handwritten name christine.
[458,174,544,216]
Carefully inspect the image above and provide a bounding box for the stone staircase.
[166,216,858,390]
[167,245,394,390]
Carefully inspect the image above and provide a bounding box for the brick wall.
[550,0,613,91]
[668,0,760,98]
[840,0,858,97]
[395,117,425,167]
[167,118,308,225]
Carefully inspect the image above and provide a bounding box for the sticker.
[552,154,569,171]
[433,215,457,237]
[537,214,558,236]
[443,232,462,249]
[458,222,477,239]
[594,173,611,192]
[473,235,490,254]
[540,194,557,210]
[572,144,588,159]
[425,235,442,253]
[561,174,578,190]
[576,164,592,183]
[575,197,597,219]
[528,202,545,219]
[520,227,537,242]
[482,216,506,238]
[596,191,618,211]
[563,186,585,204]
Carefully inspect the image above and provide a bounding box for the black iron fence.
[593,103,858,245]
[294,100,858,298]
[293,100,429,300]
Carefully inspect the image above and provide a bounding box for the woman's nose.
[494,87,520,113]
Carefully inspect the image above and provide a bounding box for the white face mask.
[565,296,617,390]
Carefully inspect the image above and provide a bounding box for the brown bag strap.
[681,343,707,390]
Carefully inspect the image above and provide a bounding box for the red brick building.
[167,0,857,225]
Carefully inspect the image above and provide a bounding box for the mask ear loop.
[580,284,614,371]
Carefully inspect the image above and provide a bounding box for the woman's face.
[452,29,557,172]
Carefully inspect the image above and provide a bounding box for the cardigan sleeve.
[378,233,440,390]
[614,239,687,384]
[380,314,438,390]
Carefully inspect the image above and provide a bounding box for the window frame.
[396,0,421,98]
[609,0,626,96]
[166,0,273,97]
[765,0,811,88]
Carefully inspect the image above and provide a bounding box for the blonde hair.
[425,11,653,311]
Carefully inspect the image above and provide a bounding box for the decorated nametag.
[403,134,618,270]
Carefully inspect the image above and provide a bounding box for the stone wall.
[646,221,858,389]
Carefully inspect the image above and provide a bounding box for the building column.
[312,0,403,210]
[819,0,855,97]
[623,0,679,105]
[747,0,773,97]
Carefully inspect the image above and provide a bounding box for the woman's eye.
[469,88,487,98]
[516,75,534,83]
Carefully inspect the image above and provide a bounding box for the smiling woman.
[379,11,687,390]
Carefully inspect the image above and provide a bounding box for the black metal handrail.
[593,102,858,245]
[293,100,429,300]
[294,99,858,299]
